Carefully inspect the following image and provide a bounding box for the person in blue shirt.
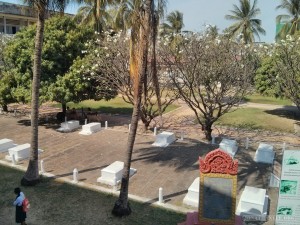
[13,187,27,225]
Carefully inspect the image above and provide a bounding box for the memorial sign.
[198,149,238,225]
[276,150,300,225]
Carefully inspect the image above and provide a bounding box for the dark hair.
[14,187,21,195]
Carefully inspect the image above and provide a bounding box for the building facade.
[0,1,37,34]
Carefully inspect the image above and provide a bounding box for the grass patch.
[216,107,296,133]
[244,93,292,105]
[0,165,185,225]
[52,97,179,115]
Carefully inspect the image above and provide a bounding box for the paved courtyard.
[0,106,300,224]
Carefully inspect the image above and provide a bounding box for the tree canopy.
[2,16,94,106]
[159,31,258,140]
[276,0,300,40]
[225,0,266,43]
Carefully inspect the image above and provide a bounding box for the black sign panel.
[202,177,233,220]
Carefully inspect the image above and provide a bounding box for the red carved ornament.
[199,148,238,175]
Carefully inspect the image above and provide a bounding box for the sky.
[5,0,287,43]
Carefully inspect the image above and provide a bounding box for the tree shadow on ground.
[134,137,277,194]
[265,106,300,121]
[132,138,215,172]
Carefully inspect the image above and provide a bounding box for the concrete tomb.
[219,138,238,157]
[183,177,200,208]
[254,143,275,164]
[0,138,15,153]
[5,143,43,162]
[152,131,176,147]
[5,143,30,162]
[97,161,137,186]
[57,120,80,132]
[79,122,101,135]
[236,186,268,221]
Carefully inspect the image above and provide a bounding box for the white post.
[100,123,101,129]
[85,119,87,125]
[65,116,67,123]
[211,135,215,144]
[128,124,131,132]
[158,187,163,204]
[11,154,16,165]
[14,110,16,117]
[245,137,249,150]
[282,142,286,153]
[154,127,157,136]
[40,160,45,174]
[0,107,2,114]
[180,131,184,141]
[105,121,108,129]
[73,168,78,183]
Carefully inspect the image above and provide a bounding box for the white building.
[0,1,37,34]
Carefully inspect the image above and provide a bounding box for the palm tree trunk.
[21,8,45,186]
[151,14,162,127]
[96,0,102,33]
[112,0,152,217]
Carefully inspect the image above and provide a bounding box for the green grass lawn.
[53,97,179,115]
[216,107,297,133]
[244,93,292,105]
[0,165,185,225]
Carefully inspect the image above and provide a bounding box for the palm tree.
[160,10,184,35]
[276,0,300,40]
[21,0,68,186]
[75,0,116,32]
[225,0,266,44]
[112,0,154,216]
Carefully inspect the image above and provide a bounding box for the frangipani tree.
[253,36,300,111]
[159,32,258,140]
[83,31,178,130]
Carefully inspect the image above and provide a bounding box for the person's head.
[14,187,21,195]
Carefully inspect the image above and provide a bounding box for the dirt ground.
[0,104,300,225]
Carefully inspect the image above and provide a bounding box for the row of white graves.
[0,138,43,162]
[57,119,109,135]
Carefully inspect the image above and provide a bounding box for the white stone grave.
[57,120,80,132]
[79,122,101,135]
[5,143,30,162]
[236,186,268,221]
[183,177,199,207]
[0,138,15,153]
[219,138,238,157]
[254,143,275,164]
[97,161,137,186]
[152,131,176,147]
[5,143,43,162]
